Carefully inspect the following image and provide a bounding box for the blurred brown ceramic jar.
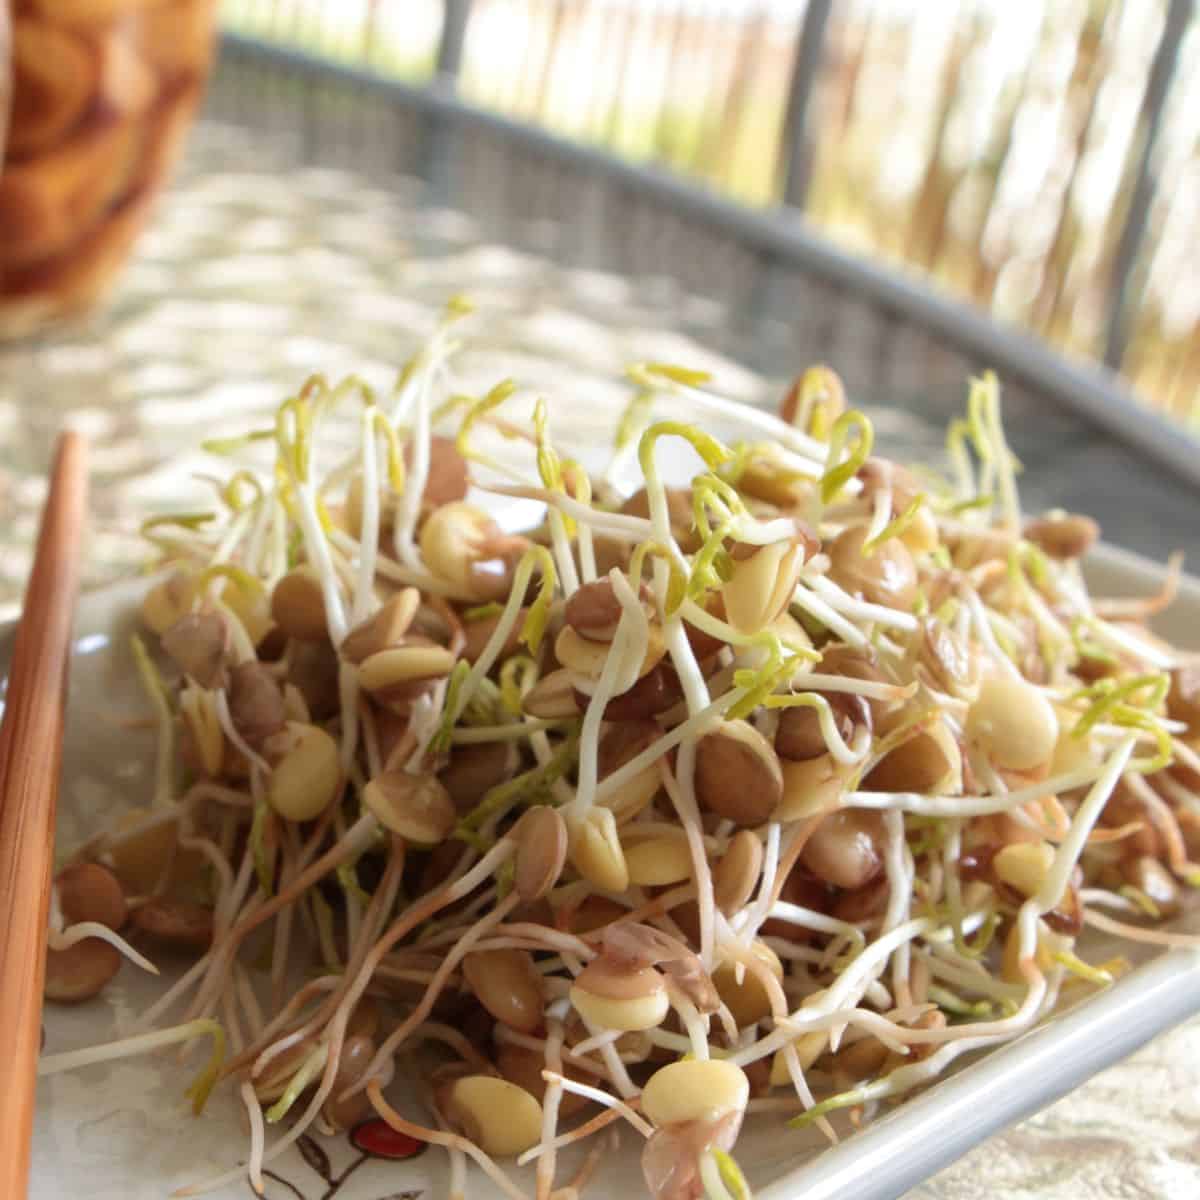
[0,0,216,336]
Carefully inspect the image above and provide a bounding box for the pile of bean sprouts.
[40,301,1200,1200]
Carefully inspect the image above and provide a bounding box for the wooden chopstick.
[0,433,89,1199]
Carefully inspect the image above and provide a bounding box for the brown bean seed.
[462,607,527,664]
[832,876,889,923]
[287,640,341,721]
[865,719,962,795]
[1024,513,1099,561]
[106,809,178,895]
[131,898,213,949]
[439,741,521,813]
[409,435,470,509]
[339,589,421,664]
[228,660,286,748]
[579,661,683,723]
[323,1034,384,1131]
[270,567,329,642]
[832,1035,889,1083]
[712,831,764,916]
[364,770,457,844]
[695,721,783,826]
[597,719,662,821]
[801,810,884,889]
[1167,664,1200,736]
[514,806,568,901]
[776,693,870,762]
[565,579,655,643]
[780,365,845,431]
[254,1038,317,1102]
[827,524,918,610]
[44,939,122,1004]
[56,863,127,932]
[563,895,627,935]
[463,948,545,1034]
[1123,855,1181,918]
[620,487,701,553]
[162,611,229,689]
[565,578,625,642]
[495,1044,589,1117]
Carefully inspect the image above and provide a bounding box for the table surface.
[2,120,1198,1197]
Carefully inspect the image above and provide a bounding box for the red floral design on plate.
[350,1118,427,1162]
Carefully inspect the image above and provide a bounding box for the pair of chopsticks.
[0,434,89,1199]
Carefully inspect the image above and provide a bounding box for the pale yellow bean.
[140,569,195,635]
[769,1033,826,1085]
[442,1076,544,1157]
[993,841,1054,899]
[640,1059,749,1126]
[419,502,522,601]
[721,538,805,634]
[569,961,669,1032]
[623,831,693,888]
[358,641,457,691]
[712,941,783,1027]
[966,676,1058,771]
[266,722,342,821]
[568,807,629,893]
[778,753,853,822]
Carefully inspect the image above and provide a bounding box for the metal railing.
[218,0,1200,425]
[199,10,1200,556]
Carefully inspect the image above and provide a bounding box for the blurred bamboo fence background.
[219,0,1200,426]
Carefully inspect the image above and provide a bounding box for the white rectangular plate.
[7,543,1198,1200]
